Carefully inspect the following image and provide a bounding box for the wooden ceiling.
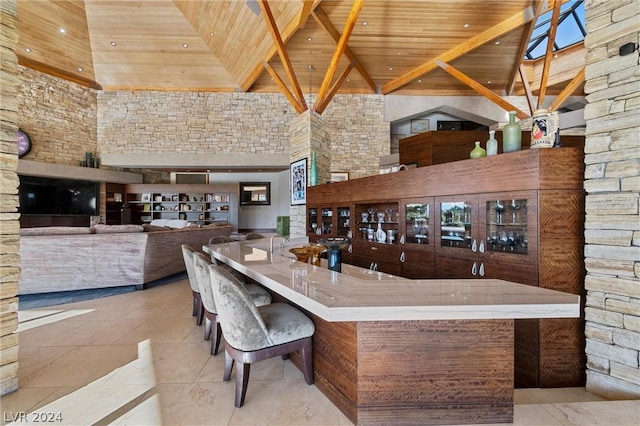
[16,0,585,114]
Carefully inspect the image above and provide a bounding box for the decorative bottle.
[375,222,387,243]
[503,111,521,153]
[310,151,318,186]
[486,130,498,156]
[469,141,486,159]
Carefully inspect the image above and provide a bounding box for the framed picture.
[141,193,151,202]
[411,119,430,134]
[330,172,349,182]
[290,158,307,205]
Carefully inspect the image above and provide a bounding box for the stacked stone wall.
[17,67,97,166]
[0,0,20,396]
[583,0,640,399]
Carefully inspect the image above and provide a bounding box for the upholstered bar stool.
[209,265,315,408]
[181,245,205,326]
[192,251,271,355]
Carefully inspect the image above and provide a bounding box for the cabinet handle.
[369,263,375,270]
[348,244,353,253]
[471,262,477,276]
[400,234,405,244]
[400,252,405,263]
[374,263,379,271]
[479,262,485,277]
[472,239,477,253]
[479,240,485,253]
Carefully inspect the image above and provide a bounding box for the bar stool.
[192,251,271,355]
[181,245,204,326]
[208,265,315,407]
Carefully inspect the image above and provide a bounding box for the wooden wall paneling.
[356,320,514,425]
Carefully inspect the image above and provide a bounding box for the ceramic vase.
[486,130,498,156]
[530,108,560,149]
[310,151,318,186]
[469,141,486,159]
[375,222,386,243]
[503,111,521,152]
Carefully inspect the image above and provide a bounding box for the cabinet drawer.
[401,250,435,279]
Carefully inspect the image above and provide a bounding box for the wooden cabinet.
[307,205,351,242]
[306,148,585,388]
[125,184,238,229]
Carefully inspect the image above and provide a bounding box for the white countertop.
[203,237,580,322]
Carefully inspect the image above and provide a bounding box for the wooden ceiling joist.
[507,0,550,95]
[263,61,305,114]
[382,5,536,95]
[537,0,562,108]
[311,6,376,93]
[313,0,364,113]
[258,0,307,112]
[315,61,356,114]
[519,64,536,115]
[298,0,318,29]
[549,66,585,112]
[436,60,528,119]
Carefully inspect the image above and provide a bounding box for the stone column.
[0,0,21,395]
[583,0,640,399]
[289,110,331,238]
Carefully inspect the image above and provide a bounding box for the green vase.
[503,111,521,153]
[310,151,318,186]
[469,141,486,159]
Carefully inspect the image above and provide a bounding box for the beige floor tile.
[155,382,236,426]
[17,346,77,380]
[18,320,85,347]
[540,400,640,426]
[114,317,198,345]
[514,386,607,404]
[0,387,61,422]
[147,342,211,384]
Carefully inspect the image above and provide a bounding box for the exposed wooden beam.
[519,64,536,115]
[507,0,549,95]
[258,0,307,111]
[312,6,376,93]
[313,0,363,112]
[241,2,312,92]
[315,61,355,114]
[263,61,306,114]
[382,5,535,94]
[18,55,102,90]
[537,0,561,108]
[297,0,317,29]
[436,60,528,119]
[549,67,585,112]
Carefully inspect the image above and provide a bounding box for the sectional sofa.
[18,222,232,295]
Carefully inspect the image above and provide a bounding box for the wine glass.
[494,201,505,225]
[386,208,394,223]
[367,207,376,223]
[509,199,520,224]
[311,222,317,233]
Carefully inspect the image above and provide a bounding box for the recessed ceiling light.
[77,67,83,72]
[362,21,368,26]
[110,41,117,47]
[182,43,189,48]
[59,28,66,34]
[388,67,393,71]
[346,78,351,82]
[307,37,312,42]
[24,47,32,53]
[494,41,500,45]
[417,79,422,83]
[553,53,559,58]
[487,80,492,84]
[463,23,470,28]
[209,32,214,37]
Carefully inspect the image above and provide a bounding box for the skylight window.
[526,0,586,60]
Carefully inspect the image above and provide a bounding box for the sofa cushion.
[150,219,170,227]
[20,226,93,236]
[165,219,192,229]
[93,224,144,234]
[142,223,169,232]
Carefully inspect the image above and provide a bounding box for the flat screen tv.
[19,176,99,216]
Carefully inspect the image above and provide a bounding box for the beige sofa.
[18,223,232,295]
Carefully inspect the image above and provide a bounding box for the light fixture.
[110,41,117,47]
[346,78,351,82]
[182,43,189,48]
[209,32,214,37]
[463,23,469,28]
[24,47,32,53]
[388,67,393,71]
[307,37,312,42]
[362,21,368,26]
[417,79,422,83]
[59,28,66,34]
[487,80,492,84]
[77,67,83,72]
[494,41,500,45]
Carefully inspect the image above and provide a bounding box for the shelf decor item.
[503,111,522,152]
[310,151,318,186]
[486,130,498,156]
[530,108,560,149]
[469,141,486,159]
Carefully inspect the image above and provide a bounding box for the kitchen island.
[204,238,580,425]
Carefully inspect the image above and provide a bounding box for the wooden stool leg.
[301,339,314,385]
[212,320,222,356]
[223,350,234,381]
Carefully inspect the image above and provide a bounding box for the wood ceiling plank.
[313,0,363,112]
[382,5,535,94]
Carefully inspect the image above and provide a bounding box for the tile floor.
[2,276,639,426]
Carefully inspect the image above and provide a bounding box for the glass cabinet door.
[439,199,474,250]
[320,207,333,235]
[404,200,432,245]
[337,206,350,236]
[308,208,319,234]
[485,198,528,255]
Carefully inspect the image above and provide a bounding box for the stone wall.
[0,0,20,395]
[583,0,640,398]
[97,91,387,179]
[17,66,97,166]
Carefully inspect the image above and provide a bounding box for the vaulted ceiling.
[17,0,585,116]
